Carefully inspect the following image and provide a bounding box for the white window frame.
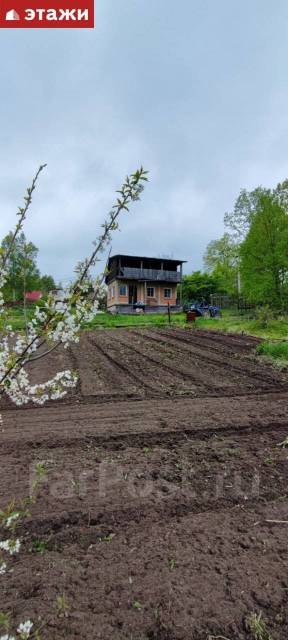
[119,284,127,297]
[147,286,155,298]
[164,288,172,299]
[111,286,115,298]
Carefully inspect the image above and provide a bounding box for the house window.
[147,287,155,298]
[164,288,172,299]
[119,284,127,296]
[111,286,115,298]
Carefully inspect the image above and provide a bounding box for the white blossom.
[0,539,21,555]
[6,513,20,529]
[0,562,7,574]
[17,621,33,639]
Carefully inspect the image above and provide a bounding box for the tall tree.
[203,233,239,295]
[240,192,288,306]
[1,232,41,301]
[224,187,266,241]
[225,181,288,240]
[39,274,56,294]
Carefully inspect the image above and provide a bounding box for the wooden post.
[179,263,183,308]
[168,302,171,325]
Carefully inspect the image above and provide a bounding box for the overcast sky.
[1,0,288,283]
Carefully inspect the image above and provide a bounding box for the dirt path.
[1,328,288,639]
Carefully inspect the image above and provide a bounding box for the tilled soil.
[1,327,288,639]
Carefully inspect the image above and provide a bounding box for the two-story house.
[105,254,185,313]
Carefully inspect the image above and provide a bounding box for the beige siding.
[107,279,119,308]
[107,280,178,309]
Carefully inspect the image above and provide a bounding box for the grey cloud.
[1,0,288,281]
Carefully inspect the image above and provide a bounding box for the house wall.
[159,285,177,306]
[107,279,120,307]
[107,280,178,310]
[143,283,177,306]
[117,282,129,304]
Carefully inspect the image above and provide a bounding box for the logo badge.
[0,0,94,27]
[6,8,20,19]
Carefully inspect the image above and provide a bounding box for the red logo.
[0,0,94,27]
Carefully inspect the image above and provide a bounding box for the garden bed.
[1,328,288,639]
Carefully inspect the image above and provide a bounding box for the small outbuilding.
[25,291,42,302]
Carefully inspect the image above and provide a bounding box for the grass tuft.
[257,341,288,362]
[246,612,272,640]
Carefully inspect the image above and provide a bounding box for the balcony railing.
[121,267,181,283]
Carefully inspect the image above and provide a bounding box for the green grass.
[3,306,288,370]
[84,311,187,329]
[195,308,288,365]
[1,305,35,330]
[1,307,188,332]
[246,612,272,640]
[196,313,288,340]
[257,341,288,362]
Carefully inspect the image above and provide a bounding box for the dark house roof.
[106,254,186,285]
[108,254,186,267]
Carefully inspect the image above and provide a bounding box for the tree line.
[182,178,288,309]
[1,231,56,302]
